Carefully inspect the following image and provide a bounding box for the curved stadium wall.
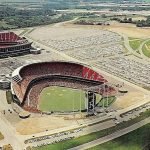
[11,61,116,113]
[0,31,32,58]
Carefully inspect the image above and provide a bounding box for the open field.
[70,21,150,38]
[15,115,78,135]
[111,92,149,109]
[39,86,101,112]
[88,123,150,150]
[106,23,150,38]
[65,22,150,38]
[129,38,144,50]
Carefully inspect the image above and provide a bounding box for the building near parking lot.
[0,31,32,58]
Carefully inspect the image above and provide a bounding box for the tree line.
[0,7,74,30]
[111,16,150,27]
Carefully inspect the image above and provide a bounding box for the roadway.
[122,34,141,58]
[0,113,25,150]
[69,117,150,150]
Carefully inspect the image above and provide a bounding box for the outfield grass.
[34,109,150,150]
[39,86,101,112]
[88,123,150,150]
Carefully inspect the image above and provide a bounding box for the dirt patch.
[15,116,77,135]
[106,26,150,38]
[111,91,149,109]
[132,16,147,21]
[65,22,150,38]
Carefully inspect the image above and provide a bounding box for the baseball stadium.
[11,61,117,113]
[0,31,32,58]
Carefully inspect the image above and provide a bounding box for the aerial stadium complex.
[0,4,150,149]
[11,61,116,113]
[0,26,149,150]
[0,31,32,58]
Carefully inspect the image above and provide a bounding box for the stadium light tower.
[106,85,109,108]
[80,89,82,114]
[85,90,88,114]
[27,92,30,107]
[102,83,105,109]
[73,89,75,113]
[84,82,118,113]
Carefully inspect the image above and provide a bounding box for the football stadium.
[0,31,32,58]
[0,1,150,150]
[11,61,116,113]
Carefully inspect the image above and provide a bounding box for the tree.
[128,18,132,23]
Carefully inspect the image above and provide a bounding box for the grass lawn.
[6,90,13,104]
[0,132,4,140]
[129,38,143,50]
[88,123,150,150]
[39,86,101,112]
[142,40,150,57]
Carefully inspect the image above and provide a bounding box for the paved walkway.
[69,117,150,150]
[0,114,25,150]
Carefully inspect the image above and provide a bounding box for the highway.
[69,117,150,150]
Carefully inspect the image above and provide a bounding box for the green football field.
[39,86,101,112]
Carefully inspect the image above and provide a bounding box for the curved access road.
[121,34,141,57]
[138,38,150,60]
